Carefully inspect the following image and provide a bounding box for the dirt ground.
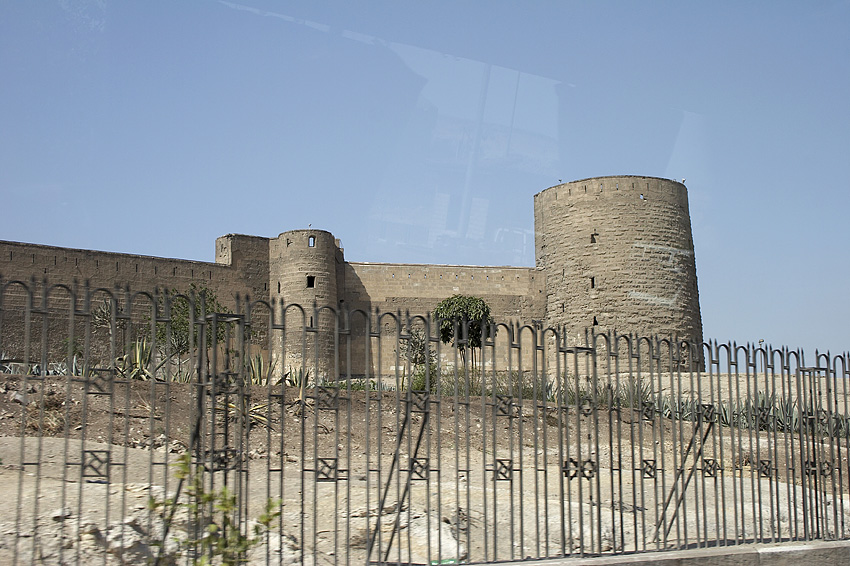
[1,372,849,565]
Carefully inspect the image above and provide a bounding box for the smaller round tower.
[269,229,341,378]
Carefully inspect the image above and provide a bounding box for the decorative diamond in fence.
[205,449,242,472]
[757,408,772,429]
[563,458,580,479]
[641,459,657,479]
[805,460,819,476]
[642,402,655,421]
[758,460,773,478]
[562,458,596,480]
[409,390,430,413]
[702,458,719,478]
[81,450,110,479]
[85,368,114,395]
[700,403,716,423]
[495,395,519,418]
[208,371,238,394]
[316,458,338,482]
[580,400,594,417]
[821,461,834,477]
[495,459,513,481]
[315,386,340,410]
[409,457,429,481]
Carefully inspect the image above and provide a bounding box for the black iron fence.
[1,280,849,565]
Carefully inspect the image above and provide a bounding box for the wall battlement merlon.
[347,261,537,273]
[1,239,228,270]
[535,176,688,205]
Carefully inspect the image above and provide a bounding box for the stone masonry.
[0,175,702,374]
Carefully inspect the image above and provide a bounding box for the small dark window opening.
[308,236,315,247]
[590,232,597,244]
[278,282,281,293]
[309,316,313,327]
[307,275,315,288]
[593,316,599,326]
[590,277,595,289]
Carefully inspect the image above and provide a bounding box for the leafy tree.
[432,294,493,367]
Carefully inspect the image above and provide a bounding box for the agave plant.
[116,338,166,381]
[215,398,272,430]
[247,353,278,386]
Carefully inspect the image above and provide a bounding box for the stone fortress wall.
[1,175,702,375]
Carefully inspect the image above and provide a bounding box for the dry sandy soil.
[1,373,848,565]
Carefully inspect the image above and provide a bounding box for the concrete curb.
[518,540,850,566]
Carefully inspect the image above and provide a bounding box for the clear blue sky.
[1,1,848,355]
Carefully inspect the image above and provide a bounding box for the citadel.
[1,175,703,371]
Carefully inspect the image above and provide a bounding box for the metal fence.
[1,279,849,565]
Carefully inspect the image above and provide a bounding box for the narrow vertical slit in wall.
[590,277,595,289]
[116,261,119,271]
[278,282,281,294]
[309,316,313,327]
[307,275,315,288]
[593,316,599,326]
[590,233,597,244]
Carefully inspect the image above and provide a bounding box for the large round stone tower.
[269,229,342,378]
[534,176,703,349]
